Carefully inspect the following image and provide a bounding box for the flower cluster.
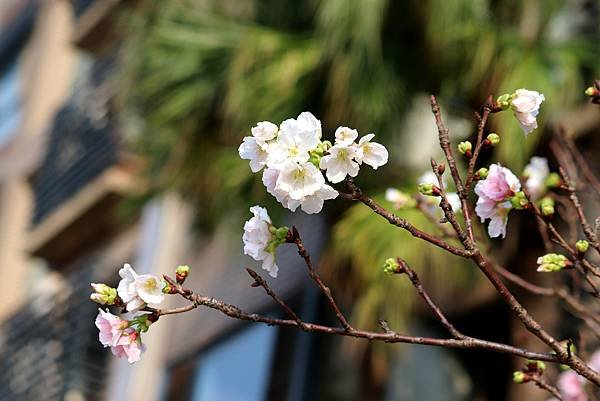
[90,263,171,363]
[239,112,388,214]
[243,206,289,278]
[475,164,521,238]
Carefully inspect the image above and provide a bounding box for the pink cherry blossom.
[95,309,127,347]
[556,371,587,401]
[95,309,145,363]
[475,164,520,238]
[110,328,145,364]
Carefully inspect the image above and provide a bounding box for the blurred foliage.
[117,0,598,330]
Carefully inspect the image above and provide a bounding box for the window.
[188,324,278,401]
[0,59,22,148]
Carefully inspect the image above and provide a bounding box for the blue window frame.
[0,59,21,148]
[188,324,278,401]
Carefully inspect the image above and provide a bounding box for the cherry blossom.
[320,144,360,183]
[242,206,279,277]
[511,89,545,136]
[355,134,388,169]
[275,161,325,200]
[523,156,549,200]
[117,264,165,311]
[239,136,269,172]
[300,184,338,214]
[334,126,359,146]
[251,121,278,144]
[475,164,521,238]
[95,309,145,364]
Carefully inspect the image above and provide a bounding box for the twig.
[430,96,476,243]
[342,179,472,258]
[530,376,564,401]
[559,167,600,256]
[395,257,465,339]
[158,275,563,362]
[557,127,600,198]
[245,268,307,330]
[289,227,353,332]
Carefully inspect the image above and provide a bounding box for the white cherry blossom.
[320,144,359,183]
[134,275,165,305]
[251,121,278,144]
[355,134,388,169]
[511,89,545,136]
[300,184,338,214]
[266,112,321,168]
[523,156,549,201]
[117,264,164,311]
[242,206,279,277]
[275,161,325,200]
[262,168,301,212]
[334,126,359,145]
[239,136,269,172]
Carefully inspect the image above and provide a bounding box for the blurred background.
[0,0,598,400]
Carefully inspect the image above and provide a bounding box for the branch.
[288,227,353,332]
[245,267,307,330]
[395,257,465,339]
[158,275,563,363]
[342,179,472,258]
[530,376,564,401]
[494,264,600,337]
[557,127,600,198]
[430,95,476,243]
[559,167,600,256]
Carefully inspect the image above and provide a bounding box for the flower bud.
[162,282,173,294]
[510,191,528,210]
[545,172,561,188]
[496,94,512,110]
[475,167,489,180]
[486,133,500,146]
[417,183,440,197]
[585,87,596,97]
[457,141,472,156]
[383,258,401,274]
[175,265,190,284]
[576,240,589,254]
[537,253,570,272]
[513,371,526,384]
[322,140,333,152]
[526,359,546,373]
[90,283,118,305]
[540,197,555,217]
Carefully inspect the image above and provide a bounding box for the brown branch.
[395,257,465,339]
[289,227,353,332]
[465,103,491,192]
[494,265,600,337]
[245,268,307,330]
[430,95,476,243]
[557,127,600,198]
[431,158,470,247]
[530,376,564,401]
[342,179,472,258]
[158,275,562,362]
[559,167,600,256]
